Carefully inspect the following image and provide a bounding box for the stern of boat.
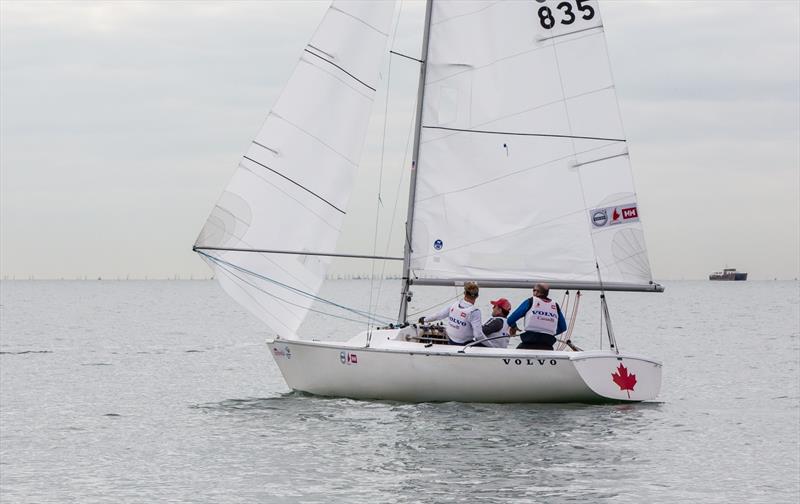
[571,352,662,401]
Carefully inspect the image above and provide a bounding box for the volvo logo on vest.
[532,309,556,318]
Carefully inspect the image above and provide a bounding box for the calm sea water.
[1,279,798,503]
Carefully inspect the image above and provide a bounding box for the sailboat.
[194,0,664,403]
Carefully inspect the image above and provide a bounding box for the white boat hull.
[266,328,661,403]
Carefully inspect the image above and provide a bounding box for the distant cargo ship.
[709,268,748,281]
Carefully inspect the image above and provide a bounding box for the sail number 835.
[535,0,595,30]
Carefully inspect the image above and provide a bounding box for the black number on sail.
[577,0,595,20]
[557,2,575,25]
[536,0,595,30]
[537,6,555,29]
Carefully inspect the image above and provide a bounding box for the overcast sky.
[1,0,798,281]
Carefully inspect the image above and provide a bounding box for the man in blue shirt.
[507,283,567,350]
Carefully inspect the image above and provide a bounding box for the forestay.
[194,1,395,337]
[409,0,654,288]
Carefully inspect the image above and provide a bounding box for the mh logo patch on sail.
[590,204,639,227]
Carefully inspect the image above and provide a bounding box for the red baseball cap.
[490,298,511,311]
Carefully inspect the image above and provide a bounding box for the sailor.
[472,298,512,348]
[418,281,483,345]
[507,283,567,350]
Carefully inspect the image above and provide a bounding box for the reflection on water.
[189,395,667,502]
[0,280,798,503]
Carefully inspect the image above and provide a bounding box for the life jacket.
[446,300,478,343]
[481,316,510,348]
[523,297,558,335]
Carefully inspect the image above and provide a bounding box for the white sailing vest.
[482,316,510,348]
[446,301,478,342]
[523,298,558,335]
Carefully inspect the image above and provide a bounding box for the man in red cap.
[472,297,512,348]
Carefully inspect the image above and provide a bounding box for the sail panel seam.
[424,29,602,87]
[298,56,374,100]
[422,126,625,142]
[413,207,587,259]
[430,1,502,27]
[303,49,377,92]
[419,85,616,145]
[238,163,342,231]
[538,25,604,42]
[270,111,361,166]
[242,155,346,214]
[415,141,620,202]
[329,6,390,37]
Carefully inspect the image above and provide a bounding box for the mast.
[397,0,434,324]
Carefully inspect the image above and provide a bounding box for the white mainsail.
[409,0,654,287]
[195,1,395,337]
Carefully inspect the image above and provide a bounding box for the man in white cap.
[418,281,483,345]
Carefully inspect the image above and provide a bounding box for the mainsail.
[408,0,654,288]
[195,1,395,337]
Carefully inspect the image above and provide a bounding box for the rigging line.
[203,251,396,324]
[375,73,419,312]
[237,163,341,231]
[242,155,345,215]
[212,257,388,326]
[192,226,320,289]
[406,293,462,318]
[303,49,376,92]
[199,251,395,324]
[389,50,422,63]
[416,141,618,203]
[198,218,321,293]
[422,125,625,143]
[194,246,402,261]
[223,263,389,326]
[367,2,405,338]
[211,261,299,333]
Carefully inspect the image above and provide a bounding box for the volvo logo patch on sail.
[433,239,443,250]
[592,209,608,227]
[590,204,640,227]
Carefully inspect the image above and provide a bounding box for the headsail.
[409,0,655,289]
[195,1,396,337]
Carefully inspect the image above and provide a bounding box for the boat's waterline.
[266,329,662,403]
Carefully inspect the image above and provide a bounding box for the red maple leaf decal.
[611,363,637,398]
[612,208,620,221]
